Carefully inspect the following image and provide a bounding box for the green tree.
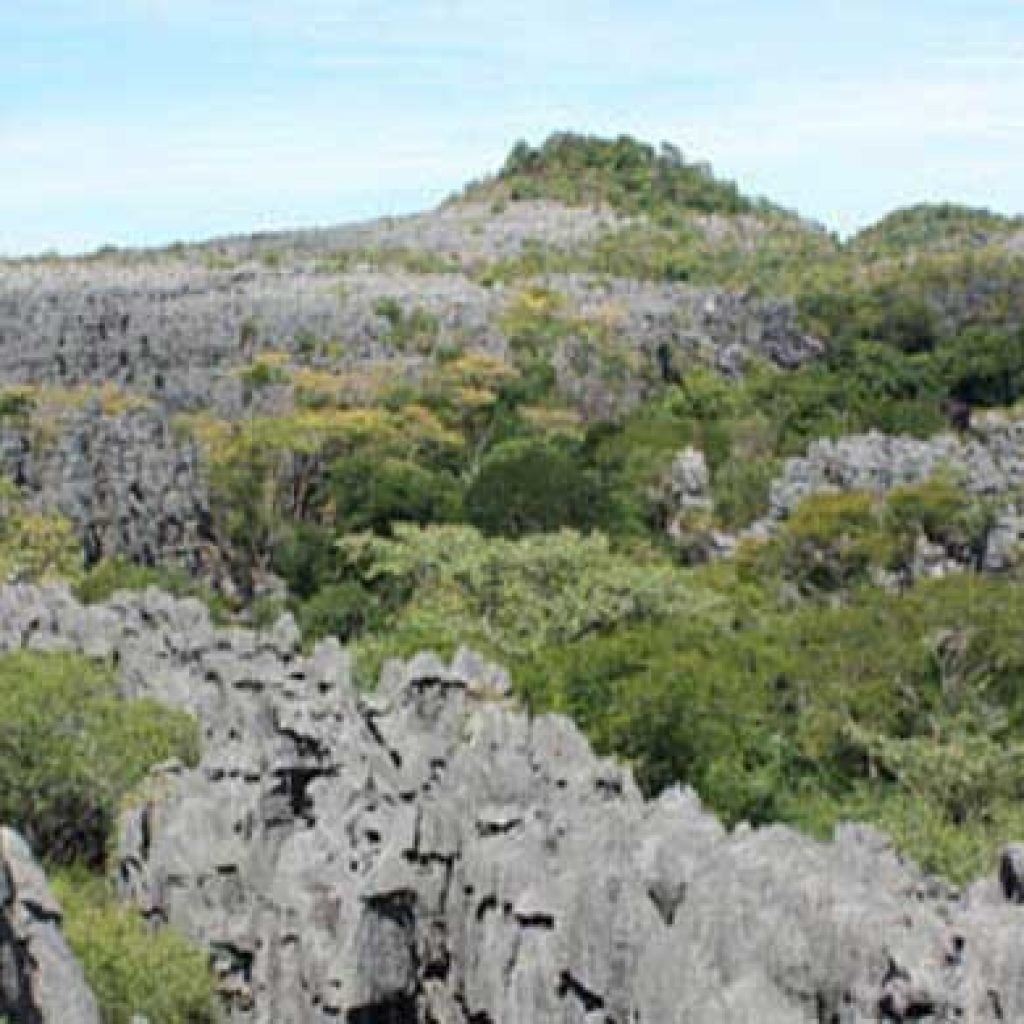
[0,652,199,865]
[464,438,606,537]
[54,869,219,1024]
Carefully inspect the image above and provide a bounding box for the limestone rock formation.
[756,416,1024,575]
[768,418,1024,521]
[0,201,820,570]
[0,404,210,570]
[2,583,1024,1021]
[0,827,100,1024]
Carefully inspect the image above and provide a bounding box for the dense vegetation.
[54,869,220,1024]
[153,142,1024,883]
[0,650,218,1019]
[461,132,759,219]
[2,136,1024,1020]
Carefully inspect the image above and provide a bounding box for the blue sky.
[2,0,1022,255]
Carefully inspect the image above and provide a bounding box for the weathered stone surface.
[1,583,1023,1022]
[0,404,210,570]
[748,415,1024,577]
[0,201,819,571]
[769,418,1024,521]
[662,446,712,514]
[0,827,100,1024]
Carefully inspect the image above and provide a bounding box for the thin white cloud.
[2,1,1022,251]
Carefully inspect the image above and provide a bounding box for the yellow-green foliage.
[0,384,151,450]
[341,524,721,678]
[210,406,464,465]
[0,478,83,586]
[749,479,997,595]
[53,868,219,1024]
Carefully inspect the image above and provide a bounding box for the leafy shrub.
[938,327,1024,407]
[0,652,200,865]
[464,437,607,537]
[239,359,288,391]
[76,558,230,621]
[296,580,385,643]
[327,454,461,535]
[0,389,36,423]
[53,868,219,1024]
[340,524,719,680]
[0,478,84,586]
[757,491,889,594]
[373,296,403,327]
[711,455,778,529]
[883,476,993,566]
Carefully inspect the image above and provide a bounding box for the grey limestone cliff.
[0,200,819,573]
[1,583,1024,1022]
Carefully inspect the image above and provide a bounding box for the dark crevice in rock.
[558,970,605,1013]
[0,913,42,1024]
[989,989,1005,1020]
[361,713,403,769]
[475,817,523,839]
[346,996,417,1024]
[278,726,331,761]
[453,993,493,1024]
[515,911,555,930]
[475,895,497,922]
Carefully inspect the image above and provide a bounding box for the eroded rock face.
[0,404,210,570]
[0,207,819,571]
[2,583,1024,1022]
[755,417,1024,576]
[0,262,818,418]
[0,827,99,1024]
[769,418,1024,521]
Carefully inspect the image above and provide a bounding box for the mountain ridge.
[2,131,1024,1022]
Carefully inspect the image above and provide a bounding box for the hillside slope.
[2,132,1024,1022]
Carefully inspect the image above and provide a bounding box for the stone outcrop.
[1,582,1024,1022]
[0,827,100,1024]
[0,404,210,570]
[768,418,1024,521]
[209,199,633,265]
[0,204,819,569]
[754,416,1024,574]
[0,262,818,418]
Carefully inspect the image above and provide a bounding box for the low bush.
[0,652,200,865]
[54,868,219,1024]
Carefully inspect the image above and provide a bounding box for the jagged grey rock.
[0,404,210,571]
[0,584,1023,1021]
[768,419,1024,522]
[0,201,820,571]
[662,447,712,514]
[747,417,1024,577]
[0,827,100,1024]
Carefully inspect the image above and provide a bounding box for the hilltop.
[2,132,1024,1022]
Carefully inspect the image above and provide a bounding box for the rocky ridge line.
[2,584,1024,1021]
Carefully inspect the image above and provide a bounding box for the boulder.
[0,828,99,1024]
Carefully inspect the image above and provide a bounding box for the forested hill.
[2,132,1024,1022]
